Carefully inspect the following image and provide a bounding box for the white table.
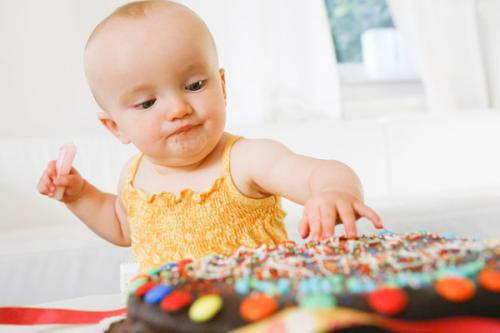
[0,294,125,333]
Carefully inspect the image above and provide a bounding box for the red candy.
[177,259,193,274]
[368,288,407,315]
[478,268,500,292]
[160,291,193,312]
[435,277,475,302]
[240,293,278,322]
[134,281,157,297]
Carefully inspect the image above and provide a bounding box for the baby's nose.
[163,99,193,121]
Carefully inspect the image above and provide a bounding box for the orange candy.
[478,268,500,292]
[131,273,150,282]
[240,293,278,322]
[435,277,475,302]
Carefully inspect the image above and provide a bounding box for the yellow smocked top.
[120,134,288,272]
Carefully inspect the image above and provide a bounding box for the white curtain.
[181,0,342,124]
[0,0,341,138]
[387,0,500,112]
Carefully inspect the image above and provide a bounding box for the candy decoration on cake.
[435,277,475,302]
[144,285,172,305]
[161,291,193,312]
[478,268,500,292]
[134,281,156,297]
[188,294,223,323]
[367,287,407,315]
[119,231,499,332]
[240,293,278,321]
[299,293,337,309]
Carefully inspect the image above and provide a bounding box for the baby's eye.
[185,80,206,92]
[136,99,156,109]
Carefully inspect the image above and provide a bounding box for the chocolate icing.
[114,232,500,333]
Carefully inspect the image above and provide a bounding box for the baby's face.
[85,7,226,167]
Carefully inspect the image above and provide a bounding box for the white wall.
[0,1,124,138]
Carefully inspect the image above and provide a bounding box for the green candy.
[127,277,149,295]
[146,267,161,277]
[189,294,223,323]
[299,293,337,309]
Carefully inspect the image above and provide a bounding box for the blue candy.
[346,277,364,293]
[258,281,276,295]
[309,277,322,294]
[235,278,251,295]
[440,232,456,240]
[144,284,172,304]
[320,278,333,293]
[298,279,311,294]
[277,279,291,294]
[160,262,177,271]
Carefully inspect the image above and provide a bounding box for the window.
[325,0,394,64]
[324,0,425,118]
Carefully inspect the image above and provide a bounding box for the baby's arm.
[37,159,132,246]
[234,139,382,240]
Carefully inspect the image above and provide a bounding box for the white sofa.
[1,111,500,306]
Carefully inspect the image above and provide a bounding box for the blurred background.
[1,0,499,305]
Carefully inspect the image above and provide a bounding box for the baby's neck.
[144,133,228,176]
[149,159,204,175]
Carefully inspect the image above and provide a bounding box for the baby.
[37,0,382,271]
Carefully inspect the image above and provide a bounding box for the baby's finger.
[337,201,357,238]
[37,171,55,195]
[47,160,58,179]
[309,205,321,241]
[320,205,336,239]
[299,211,310,239]
[353,202,383,228]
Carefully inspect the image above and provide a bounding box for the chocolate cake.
[112,231,500,332]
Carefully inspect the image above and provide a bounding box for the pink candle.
[54,143,77,201]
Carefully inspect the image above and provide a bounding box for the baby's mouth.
[169,124,201,137]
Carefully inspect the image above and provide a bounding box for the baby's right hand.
[37,160,86,203]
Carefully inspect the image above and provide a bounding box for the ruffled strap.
[126,153,144,185]
[221,134,242,177]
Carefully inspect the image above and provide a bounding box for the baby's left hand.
[299,190,383,240]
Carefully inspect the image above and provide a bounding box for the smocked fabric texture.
[120,134,288,272]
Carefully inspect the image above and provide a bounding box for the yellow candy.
[188,294,223,323]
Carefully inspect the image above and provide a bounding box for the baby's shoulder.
[230,136,291,175]
[232,137,291,161]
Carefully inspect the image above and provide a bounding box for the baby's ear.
[219,68,227,102]
[97,111,131,144]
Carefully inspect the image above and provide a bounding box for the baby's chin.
[163,129,214,164]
